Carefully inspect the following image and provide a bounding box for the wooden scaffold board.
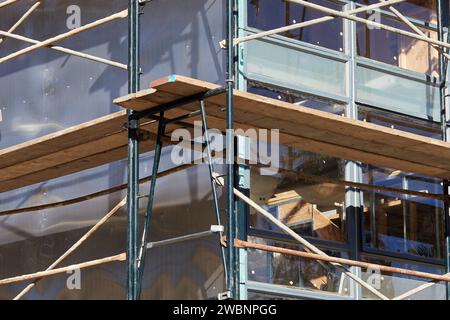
[2,75,450,194]
[115,75,450,179]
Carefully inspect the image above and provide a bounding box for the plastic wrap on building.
[0,0,226,299]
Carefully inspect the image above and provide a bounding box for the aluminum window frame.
[239,0,447,300]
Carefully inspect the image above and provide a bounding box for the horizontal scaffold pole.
[0,9,128,64]
[12,198,126,300]
[0,254,126,286]
[235,239,450,283]
[0,229,215,287]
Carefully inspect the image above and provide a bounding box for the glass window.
[248,84,346,115]
[247,237,351,295]
[247,85,348,243]
[250,157,347,243]
[358,105,441,137]
[247,291,300,300]
[356,0,437,22]
[356,13,439,76]
[247,0,344,51]
[358,106,445,260]
[361,255,445,300]
[355,65,440,121]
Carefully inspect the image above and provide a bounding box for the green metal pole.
[126,0,141,300]
[437,0,450,300]
[226,0,236,299]
[136,113,165,299]
[199,100,229,284]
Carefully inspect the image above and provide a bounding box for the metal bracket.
[217,291,232,300]
[210,225,225,233]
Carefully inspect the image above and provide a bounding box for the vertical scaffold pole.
[226,0,236,299]
[437,0,450,300]
[127,0,141,300]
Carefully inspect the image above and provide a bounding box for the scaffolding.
[0,0,450,300]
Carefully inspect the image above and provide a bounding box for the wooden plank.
[170,107,450,178]
[149,75,450,151]
[114,75,450,179]
[313,208,344,242]
[151,76,450,162]
[0,102,193,192]
[0,111,128,169]
[0,138,155,193]
[3,74,450,193]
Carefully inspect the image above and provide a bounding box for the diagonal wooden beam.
[213,174,390,300]
[392,273,450,299]
[0,254,126,286]
[0,0,19,9]
[0,9,128,64]
[0,1,40,45]
[380,0,450,60]
[0,30,127,69]
[232,0,407,45]
[12,197,126,299]
[288,0,450,51]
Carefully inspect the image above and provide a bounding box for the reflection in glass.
[356,13,439,76]
[362,165,445,259]
[247,0,344,51]
[247,85,347,243]
[361,256,445,300]
[248,83,346,115]
[247,237,350,295]
[359,106,444,260]
[358,106,441,137]
[356,0,437,22]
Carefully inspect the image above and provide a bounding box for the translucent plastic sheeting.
[0,0,226,299]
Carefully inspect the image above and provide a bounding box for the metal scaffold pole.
[127,0,141,300]
[437,0,450,300]
[226,0,236,299]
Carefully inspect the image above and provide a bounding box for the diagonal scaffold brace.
[131,88,231,299]
[212,174,390,300]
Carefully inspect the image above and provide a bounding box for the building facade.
[0,0,448,300]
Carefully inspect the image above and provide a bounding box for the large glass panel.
[356,0,437,22]
[356,13,439,76]
[246,39,347,98]
[248,83,346,114]
[250,160,347,243]
[361,255,445,300]
[355,65,440,121]
[247,86,348,243]
[358,105,441,137]
[247,0,344,51]
[358,106,445,260]
[247,237,351,296]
